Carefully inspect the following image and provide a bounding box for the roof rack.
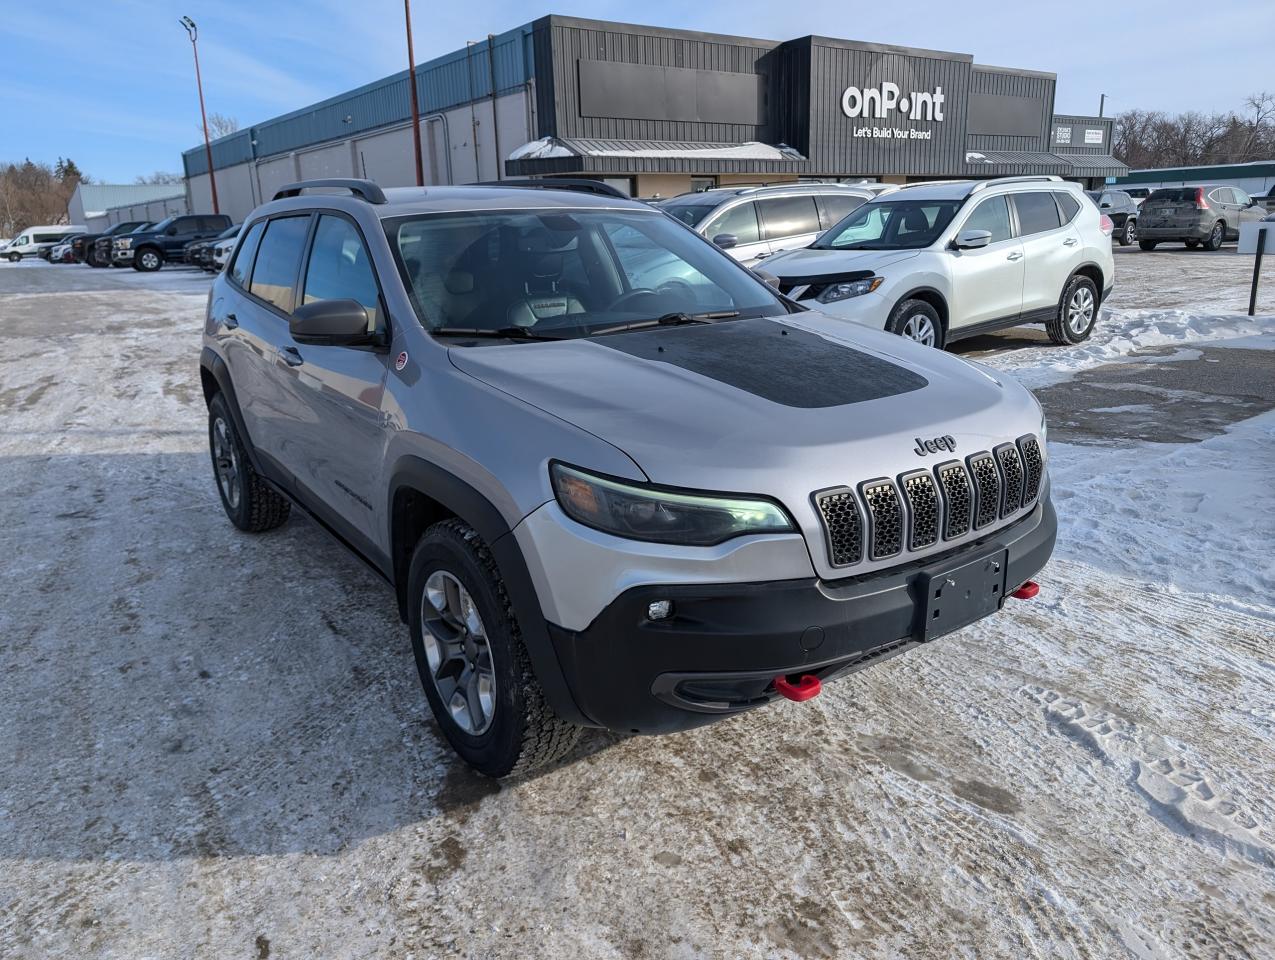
[968,175,1063,195]
[273,179,387,204]
[475,178,631,200]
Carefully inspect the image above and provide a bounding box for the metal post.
[180,17,219,215]
[1249,227,1265,317]
[404,0,424,186]
[1099,93,1106,118]
[487,34,502,180]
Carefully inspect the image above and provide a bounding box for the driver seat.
[506,252,585,327]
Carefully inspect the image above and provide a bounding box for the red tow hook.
[774,673,822,702]
[1011,580,1040,600]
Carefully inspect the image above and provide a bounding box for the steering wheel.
[655,277,694,297]
[609,288,660,312]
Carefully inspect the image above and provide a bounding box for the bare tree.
[1113,92,1275,168]
[134,171,185,185]
[0,158,84,234]
[206,112,240,139]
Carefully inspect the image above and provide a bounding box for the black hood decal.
[595,317,927,408]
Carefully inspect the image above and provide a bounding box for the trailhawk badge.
[913,434,956,456]
[395,351,408,372]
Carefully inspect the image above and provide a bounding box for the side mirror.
[290,299,373,346]
[1100,201,1112,209]
[953,229,992,250]
[166,226,178,236]
[712,233,739,250]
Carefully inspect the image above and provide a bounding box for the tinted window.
[961,196,1012,243]
[702,201,760,244]
[1055,191,1082,223]
[1148,188,1200,203]
[230,221,265,287]
[249,216,310,312]
[820,193,868,228]
[757,195,821,240]
[1012,192,1062,235]
[302,215,381,330]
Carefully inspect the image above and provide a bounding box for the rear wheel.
[134,247,163,272]
[408,518,580,778]
[1119,218,1137,246]
[1047,274,1098,345]
[1138,240,1158,251]
[1201,221,1225,251]
[885,298,944,349]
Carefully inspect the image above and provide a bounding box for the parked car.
[658,183,885,265]
[95,222,153,267]
[200,177,1055,777]
[48,234,86,263]
[75,221,150,267]
[1137,185,1267,251]
[4,225,85,261]
[1121,187,1152,206]
[211,231,239,271]
[762,176,1114,349]
[113,213,233,270]
[185,223,240,271]
[1086,189,1139,245]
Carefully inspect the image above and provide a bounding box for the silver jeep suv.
[200,178,1056,777]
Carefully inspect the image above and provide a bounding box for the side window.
[249,216,310,313]
[961,196,1012,242]
[820,193,868,229]
[702,202,760,245]
[1209,188,1233,205]
[229,221,265,287]
[757,195,821,241]
[1055,191,1081,223]
[1012,192,1062,236]
[1234,188,1252,205]
[301,215,382,331]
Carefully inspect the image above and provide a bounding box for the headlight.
[817,276,882,303]
[550,463,794,546]
[114,238,132,250]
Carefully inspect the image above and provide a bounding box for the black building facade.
[508,16,1124,195]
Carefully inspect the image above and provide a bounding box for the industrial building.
[181,14,1126,221]
[1113,160,1275,198]
[68,183,188,233]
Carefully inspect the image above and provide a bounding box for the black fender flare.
[199,346,266,474]
[387,456,591,727]
[889,286,949,329]
[1069,261,1108,302]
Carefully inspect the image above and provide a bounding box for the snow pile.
[507,138,575,161]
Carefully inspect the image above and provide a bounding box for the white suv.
[763,176,1115,349]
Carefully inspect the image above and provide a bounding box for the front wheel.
[1201,221,1225,252]
[1047,275,1099,345]
[207,393,291,532]
[1119,218,1137,246]
[134,247,163,272]
[1138,240,1158,251]
[6,253,19,263]
[408,519,580,778]
[885,299,944,349]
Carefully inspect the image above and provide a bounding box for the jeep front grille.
[814,435,1044,569]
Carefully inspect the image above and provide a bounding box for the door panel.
[702,201,769,265]
[1013,192,1082,313]
[948,195,1023,329]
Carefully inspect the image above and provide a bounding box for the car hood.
[762,247,921,281]
[447,315,1040,500]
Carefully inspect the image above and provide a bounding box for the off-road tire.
[1202,221,1225,252]
[1119,218,1136,246]
[885,298,945,349]
[1047,274,1099,345]
[1138,240,1158,251]
[207,392,290,532]
[134,247,163,272]
[407,518,580,778]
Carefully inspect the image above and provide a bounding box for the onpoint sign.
[841,82,946,122]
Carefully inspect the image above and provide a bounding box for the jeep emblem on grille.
[914,435,957,456]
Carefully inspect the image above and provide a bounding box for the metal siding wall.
[966,68,1054,153]
[1049,114,1112,154]
[548,22,779,144]
[806,43,972,176]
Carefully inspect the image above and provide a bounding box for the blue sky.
[3,1,1272,183]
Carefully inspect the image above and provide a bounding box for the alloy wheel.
[1067,286,1095,337]
[1124,220,1136,244]
[901,312,937,347]
[140,251,160,270]
[421,570,497,735]
[211,416,241,509]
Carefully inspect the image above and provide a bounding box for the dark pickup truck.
[113,213,232,271]
[74,221,150,267]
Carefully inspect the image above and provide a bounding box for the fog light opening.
[647,599,673,621]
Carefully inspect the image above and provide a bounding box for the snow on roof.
[508,137,807,163]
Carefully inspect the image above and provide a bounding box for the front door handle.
[1063,238,1079,247]
[277,346,304,367]
[1006,251,1023,261]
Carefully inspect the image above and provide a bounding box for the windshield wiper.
[586,311,740,337]
[430,326,568,341]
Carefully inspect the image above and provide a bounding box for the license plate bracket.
[918,548,1009,641]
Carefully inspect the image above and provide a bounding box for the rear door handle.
[224,312,238,329]
[1063,238,1079,247]
[277,346,304,367]
[1006,251,1023,261]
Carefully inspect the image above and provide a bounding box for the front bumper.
[111,248,134,263]
[548,495,1056,733]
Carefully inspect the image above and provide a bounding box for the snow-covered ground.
[1,251,1273,959]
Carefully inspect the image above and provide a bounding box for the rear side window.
[1209,188,1234,204]
[1012,192,1062,235]
[301,215,381,330]
[1148,188,1199,202]
[702,201,760,244]
[230,221,265,287]
[961,195,1012,243]
[249,216,310,313]
[757,195,821,241]
[1054,191,1081,223]
[820,193,868,228]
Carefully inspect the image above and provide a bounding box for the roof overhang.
[506,137,811,177]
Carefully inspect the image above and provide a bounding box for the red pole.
[182,18,220,214]
[405,0,424,186]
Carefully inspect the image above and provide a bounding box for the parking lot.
[2,251,1273,959]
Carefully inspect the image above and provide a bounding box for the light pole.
[180,16,219,214]
[1099,93,1107,118]
[404,0,424,186]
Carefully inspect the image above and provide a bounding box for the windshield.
[656,199,721,228]
[216,224,240,240]
[813,198,963,250]
[148,217,176,233]
[388,208,788,338]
